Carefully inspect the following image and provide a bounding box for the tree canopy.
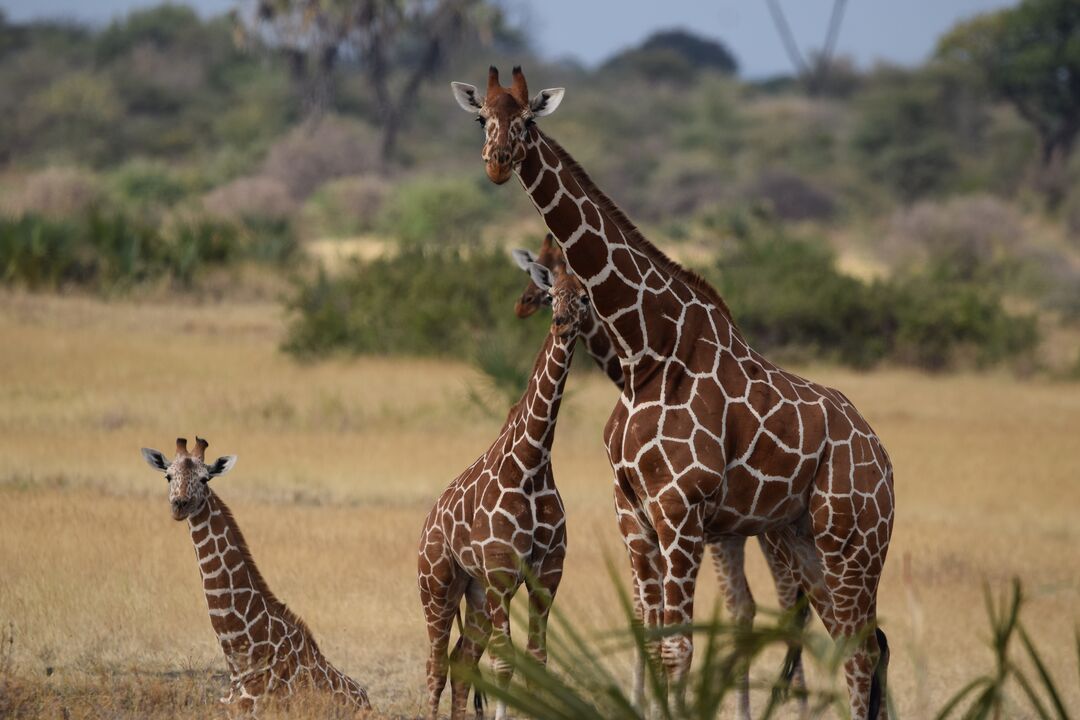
[937,0,1080,201]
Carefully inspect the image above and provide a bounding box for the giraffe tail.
[867,627,889,720]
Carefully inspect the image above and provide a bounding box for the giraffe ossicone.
[417,267,588,720]
[140,437,371,718]
[452,67,895,720]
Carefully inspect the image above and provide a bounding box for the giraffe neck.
[579,310,624,389]
[187,492,316,668]
[508,328,577,471]
[517,127,741,373]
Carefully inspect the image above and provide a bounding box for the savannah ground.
[0,290,1078,719]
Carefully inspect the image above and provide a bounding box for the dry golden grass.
[0,290,1078,718]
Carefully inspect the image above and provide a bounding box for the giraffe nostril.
[554,314,567,325]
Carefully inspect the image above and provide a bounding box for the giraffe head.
[525,259,589,341]
[511,234,566,319]
[451,65,564,184]
[140,437,237,520]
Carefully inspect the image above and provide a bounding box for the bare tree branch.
[765,0,808,77]
[764,0,849,96]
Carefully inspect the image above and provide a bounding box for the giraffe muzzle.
[171,498,191,520]
[485,160,514,185]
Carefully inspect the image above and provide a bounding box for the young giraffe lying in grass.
[140,437,371,718]
[418,262,588,720]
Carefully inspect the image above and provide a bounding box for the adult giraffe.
[451,67,894,719]
[510,235,810,720]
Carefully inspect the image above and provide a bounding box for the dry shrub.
[302,174,390,237]
[202,175,297,221]
[128,42,205,95]
[744,169,836,222]
[647,154,736,219]
[1065,184,1080,246]
[884,194,1024,275]
[261,116,379,201]
[2,167,102,219]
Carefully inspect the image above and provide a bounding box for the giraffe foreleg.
[615,482,662,713]
[654,508,705,714]
[483,571,519,720]
[450,580,492,720]
[424,609,456,720]
[525,549,564,672]
[709,536,754,720]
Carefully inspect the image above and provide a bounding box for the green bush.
[705,210,1036,370]
[0,210,298,292]
[890,264,1039,370]
[851,70,959,202]
[707,212,891,368]
[283,247,546,376]
[110,159,195,210]
[377,177,499,249]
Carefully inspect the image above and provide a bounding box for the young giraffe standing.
[140,437,371,718]
[451,67,894,719]
[418,265,589,720]
[511,235,810,719]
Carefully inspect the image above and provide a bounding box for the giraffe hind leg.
[709,536,754,720]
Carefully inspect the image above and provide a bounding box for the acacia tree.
[937,0,1080,204]
[764,0,849,96]
[236,0,489,167]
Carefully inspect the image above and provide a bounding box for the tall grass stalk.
[461,572,1072,720]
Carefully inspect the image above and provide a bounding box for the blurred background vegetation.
[1,0,1078,390]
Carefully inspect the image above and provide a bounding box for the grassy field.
[0,290,1078,719]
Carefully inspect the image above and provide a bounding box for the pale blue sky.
[1,0,1017,78]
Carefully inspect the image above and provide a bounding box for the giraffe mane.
[534,128,741,333]
[208,490,321,655]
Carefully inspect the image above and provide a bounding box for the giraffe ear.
[511,248,537,272]
[530,88,564,117]
[528,262,553,292]
[208,455,238,478]
[451,82,482,114]
[141,448,168,472]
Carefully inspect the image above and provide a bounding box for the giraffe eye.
[475,116,486,127]
[165,474,172,482]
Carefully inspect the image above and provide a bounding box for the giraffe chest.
[437,461,565,578]
[606,355,841,533]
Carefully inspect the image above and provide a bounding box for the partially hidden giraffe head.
[525,259,589,341]
[140,437,237,521]
[511,234,566,319]
[451,65,564,184]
